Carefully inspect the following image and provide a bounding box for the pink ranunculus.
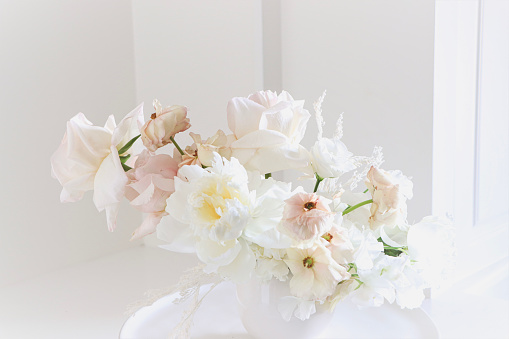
[141,99,191,152]
[227,90,311,174]
[279,192,334,245]
[365,166,413,229]
[125,150,179,240]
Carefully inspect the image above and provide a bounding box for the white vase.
[236,278,334,339]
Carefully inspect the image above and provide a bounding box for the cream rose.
[141,99,190,152]
[227,90,311,174]
[365,166,413,229]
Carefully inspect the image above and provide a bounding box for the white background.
[0,0,434,288]
[0,0,507,338]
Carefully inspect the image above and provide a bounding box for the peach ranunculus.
[365,166,413,230]
[227,90,311,174]
[279,192,334,245]
[141,99,191,152]
[51,104,144,231]
[125,150,179,240]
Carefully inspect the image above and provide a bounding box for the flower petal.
[93,147,128,231]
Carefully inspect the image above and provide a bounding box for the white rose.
[51,104,144,230]
[227,90,311,174]
[311,138,357,178]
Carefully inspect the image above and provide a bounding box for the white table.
[1,246,507,339]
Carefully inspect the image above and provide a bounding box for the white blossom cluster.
[52,90,455,323]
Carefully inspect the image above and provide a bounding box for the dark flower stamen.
[302,256,314,268]
[322,233,333,242]
[304,201,316,210]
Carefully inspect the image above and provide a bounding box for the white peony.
[160,153,293,282]
[251,245,289,282]
[168,155,251,243]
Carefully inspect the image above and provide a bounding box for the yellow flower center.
[195,180,237,227]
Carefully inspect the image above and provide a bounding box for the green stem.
[265,173,272,179]
[118,134,141,155]
[313,174,324,193]
[342,199,373,215]
[170,136,185,156]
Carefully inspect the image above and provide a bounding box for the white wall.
[280,0,435,223]
[0,0,140,286]
[0,0,436,285]
[131,0,264,146]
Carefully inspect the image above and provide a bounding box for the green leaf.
[122,163,132,172]
[119,154,131,164]
[118,134,141,155]
[265,173,272,179]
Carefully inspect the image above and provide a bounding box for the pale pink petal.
[247,90,278,108]
[130,212,167,241]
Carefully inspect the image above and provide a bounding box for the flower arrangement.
[51,90,455,335]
